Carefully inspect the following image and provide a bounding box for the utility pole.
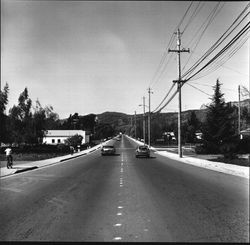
[148,87,153,147]
[134,111,137,139]
[168,28,189,158]
[143,96,146,145]
[238,85,241,137]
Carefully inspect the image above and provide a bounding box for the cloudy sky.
[1,0,249,119]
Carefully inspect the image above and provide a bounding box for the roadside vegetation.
[0,80,249,166]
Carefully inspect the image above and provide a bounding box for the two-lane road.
[0,135,249,242]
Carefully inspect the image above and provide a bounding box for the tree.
[95,123,115,140]
[64,134,83,148]
[185,111,200,143]
[8,87,35,143]
[33,99,46,143]
[202,79,235,155]
[0,83,9,143]
[44,105,60,129]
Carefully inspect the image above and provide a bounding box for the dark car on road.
[135,145,150,158]
[101,145,116,156]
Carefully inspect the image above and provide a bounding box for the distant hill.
[95,99,249,134]
[60,99,249,135]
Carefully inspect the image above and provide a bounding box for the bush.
[195,141,221,154]
[195,144,209,154]
[220,142,237,160]
[0,144,71,154]
[237,138,250,154]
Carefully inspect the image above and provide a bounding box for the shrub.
[236,138,250,154]
[220,142,237,159]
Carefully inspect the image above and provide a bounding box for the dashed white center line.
[113,237,122,241]
[114,223,122,227]
[117,212,122,216]
[118,206,123,209]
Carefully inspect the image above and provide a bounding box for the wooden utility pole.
[143,96,146,145]
[168,29,189,158]
[238,85,241,136]
[148,87,153,147]
[134,111,137,139]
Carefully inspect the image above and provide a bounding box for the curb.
[126,135,249,179]
[14,166,38,173]
[0,142,109,178]
[60,153,87,162]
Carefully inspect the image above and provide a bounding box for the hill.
[60,99,249,138]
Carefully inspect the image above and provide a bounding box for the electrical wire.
[151,3,249,114]
[152,83,176,112]
[153,5,249,113]
[149,1,194,88]
[157,89,179,113]
[151,2,221,112]
[182,2,203,34]
[191,32,249,80]
[185,21,250,82]
[186,83,211,97]
[181,4,249,80]
[182,2,224,71]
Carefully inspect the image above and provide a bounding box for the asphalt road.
[0,135,249,242]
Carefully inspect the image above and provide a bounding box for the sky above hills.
[1,1,249,119]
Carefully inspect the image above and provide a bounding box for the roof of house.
[44,130,86,137]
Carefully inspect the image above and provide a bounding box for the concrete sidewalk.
[126,135,249,179]
[0,143,103,178]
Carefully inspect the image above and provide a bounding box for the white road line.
[114,224,122,227]
[118,206,123,209]
[117,212,122,216]
[113,237,122,241]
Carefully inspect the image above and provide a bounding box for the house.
[43,130,90,145]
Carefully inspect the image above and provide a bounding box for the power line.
[152,5,249,114]
[186,83,211,97]
[149,1,194,88]
[151,2,225,113]
[152,83,175,112]
[182,2,204,34]
[190,32,249,80]
[185,21,250,83]
[181,3,249,80]
[182,2,224,71]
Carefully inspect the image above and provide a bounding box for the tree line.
[129,79,249,156]
[1,80,249,157]
[0,83,114,145]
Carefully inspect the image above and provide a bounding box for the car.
[101,145,116,156]
[135,145,150,158]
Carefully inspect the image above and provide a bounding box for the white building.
[43,130,89,145]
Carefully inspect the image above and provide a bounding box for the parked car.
[135,145,150,158]
[101,145,116,156]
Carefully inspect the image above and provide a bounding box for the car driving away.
[135,145,150,158]
[101,145,116,156]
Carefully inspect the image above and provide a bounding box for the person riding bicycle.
[5,147,13,169]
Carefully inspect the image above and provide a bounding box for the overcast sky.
[1,0,249,119]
